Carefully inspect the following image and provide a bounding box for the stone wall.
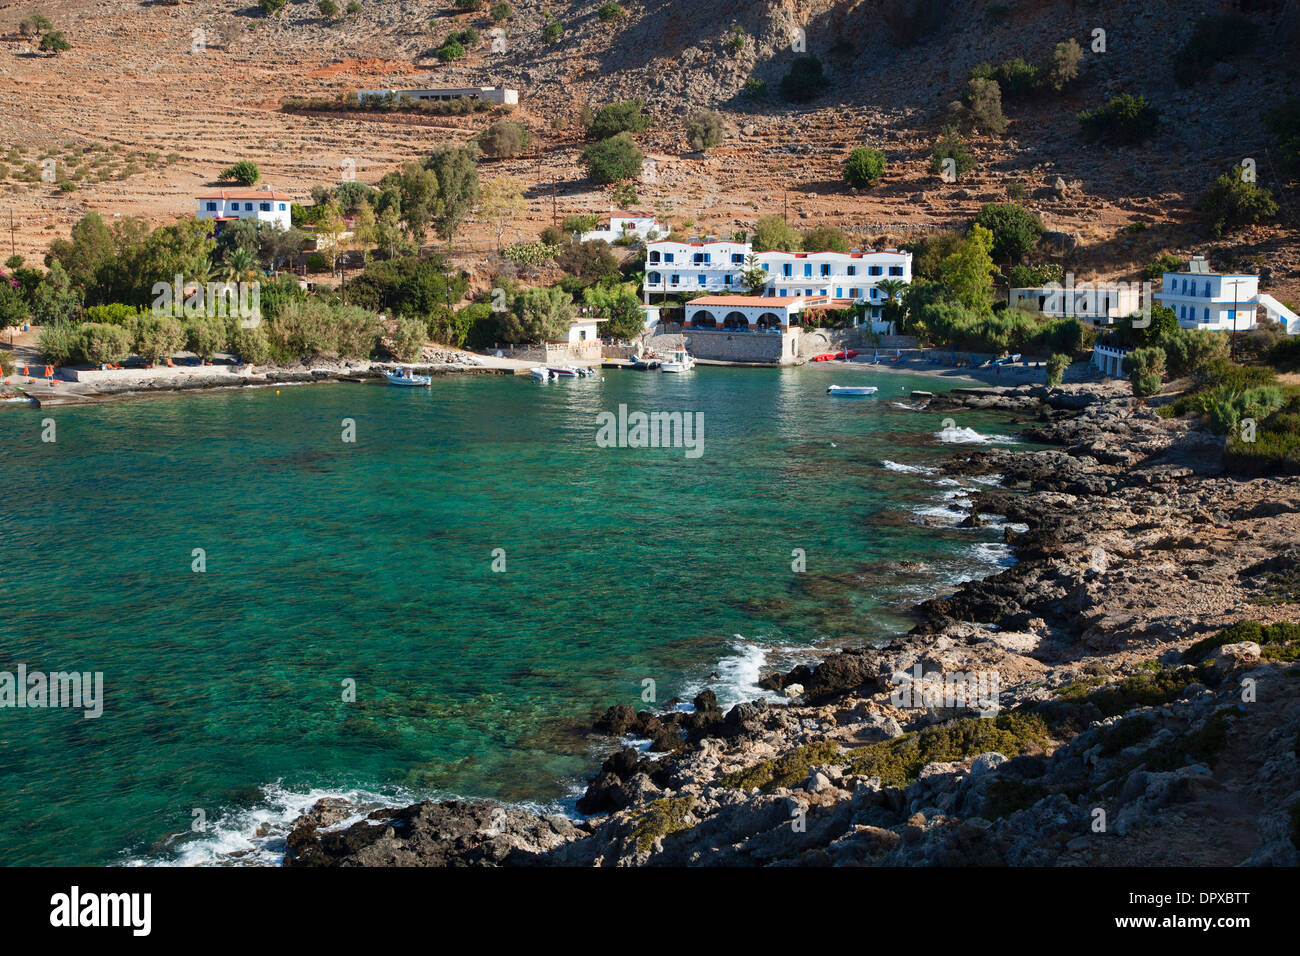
[679,328,800,365]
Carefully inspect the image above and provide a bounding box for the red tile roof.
[197,188,293,201]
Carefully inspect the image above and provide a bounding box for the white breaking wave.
[934,426,1019,445]
[124,781,567,868]
[881,459,937,474]
[678,636,789,709]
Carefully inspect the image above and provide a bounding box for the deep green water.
[0,366,1025,865]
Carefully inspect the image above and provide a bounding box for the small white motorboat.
[530,367,550,382]
[384,367,432,387]
[827,384,878,396]
[660,348,696,373]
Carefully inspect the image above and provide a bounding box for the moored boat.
[660,348,696,373]
[384,367,432,387]
[827,384,878,396]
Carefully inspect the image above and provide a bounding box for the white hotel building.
[1153,256,1297,335]
[643,241,913,324]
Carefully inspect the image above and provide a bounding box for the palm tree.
[875,278,907,330]
[222,247,258,284]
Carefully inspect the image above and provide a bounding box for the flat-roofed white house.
[644,242,913,325]
[356,84,518,105]
[579,211,669,244]
[1009,281,1141,326]
[1154,255,1298,335]
[567,315,599,344]
[644,240,753,296]
[197,186,293,231]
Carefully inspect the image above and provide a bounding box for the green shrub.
[720,741,841,791]
[38,323,80,365]
[992,58,1039,98]
[844,147,886,188]
[219,160,260,186]
[1078,94,1158,144]
[587,100,651,139]
[629,796,695,852]
[974,203,1043,265]
[1047,38,1083,92]
[685,111,725,151]
[1142,254,1185,282]
[1124,346,1166,397]
[75,323,132,365]
[780,55,829,103]
[962,77,1006,135]
[1265,99,1300,178]
[580,133,643,183]
[39,31,71,53]
[477,119,531,158]
[435,40,465,61]
[843,713,1052,788]
[390,317,426,361]
[929,126,976,177]
[231,324,271,365]
[1268,336,1300,372]
[1198,170,1278,237]
[1174,14,1258,87]
[1046,352,1069,386]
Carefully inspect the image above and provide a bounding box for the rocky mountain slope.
[0,0,1297,301]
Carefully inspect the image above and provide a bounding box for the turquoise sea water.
[0,366,1025,865]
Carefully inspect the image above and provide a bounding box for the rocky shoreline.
[280,381,1300,867]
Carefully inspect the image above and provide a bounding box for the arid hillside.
[0,0,1296,299]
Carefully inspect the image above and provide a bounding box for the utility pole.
[1226,278,1245,361]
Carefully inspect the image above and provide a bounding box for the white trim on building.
[197,186,292,231]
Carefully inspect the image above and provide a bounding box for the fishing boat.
[384,367,432,387]
[827,384,878,396]
[660,348,696,373]
[529,367,550,382]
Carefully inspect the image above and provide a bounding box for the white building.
[567,315,599,344]
[1154,255,1298,335]
[197,186,293,232]
[644,241,913,322]
[644,240,753,295]
[579,211,669,244]
[356,84,519,105]
[1009,281,1141,326]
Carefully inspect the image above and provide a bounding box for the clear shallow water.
[0,366,1025,865]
